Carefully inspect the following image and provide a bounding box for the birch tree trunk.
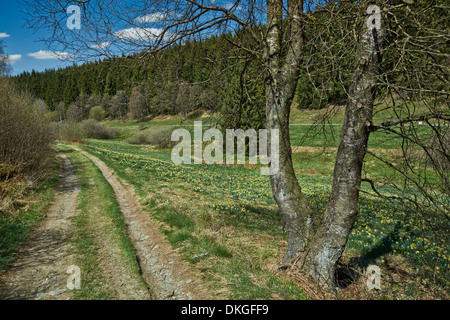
[302,3,385,287]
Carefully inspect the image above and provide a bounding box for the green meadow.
[67,108,449,299]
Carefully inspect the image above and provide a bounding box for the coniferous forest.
[13,33,267,127]
[12,21,355,131]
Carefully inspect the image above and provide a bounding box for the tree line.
[12,33,260,125]
[12,16,359,129]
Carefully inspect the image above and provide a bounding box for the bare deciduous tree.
[110,90,129,119]
[67,103,82,122]
[129,84,147,120]
[301,1,387,285]
[0,40,10,77]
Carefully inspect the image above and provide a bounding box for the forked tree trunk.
[302,4,385,287]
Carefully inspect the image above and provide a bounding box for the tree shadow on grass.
[336,222,401,289]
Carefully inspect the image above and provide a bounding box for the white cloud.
[6,54,22,64]
[90,42,111,49]
[0,32,10,38]
[135,12,181,24]
[27,50,75,60]
[135,13,166,23]
[113,27,168,42]
[224,3,243,11]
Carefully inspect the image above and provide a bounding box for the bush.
[89,106,106,121]
[81,119,119,139]
[56,120,119,141]
[127,133,151,145]
[44,110,60,122]
[127,127,175,149]
[57,122,87,141]
[0,79,55,177]
[0,164,17,181]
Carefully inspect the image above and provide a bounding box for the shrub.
[127,127,175,149]
[0,79,55,214]
[44,111,60,122]
[81,119,119,139]
[0,164,17,181]
[56,120,119,141]
[57,122,87,141]
[127,133,151,145]
[89,105,106,121]
[0,79,54,177]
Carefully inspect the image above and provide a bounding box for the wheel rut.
[0,151,80,300]
[69,145,204,300]
[0,146,208,300]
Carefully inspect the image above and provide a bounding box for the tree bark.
[265,0,314,261]
[302,4,385,287]
[266,82,314,261]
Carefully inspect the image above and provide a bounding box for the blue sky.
[0,0,223,76]
[0,1,74,75]
[0,0,264,76]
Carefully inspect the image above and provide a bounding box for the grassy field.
[79,139,308,299]
[1,105,447,299]
[71,110,449,299]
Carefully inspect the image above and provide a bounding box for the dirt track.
[70,146,204,300]
[0,152,79,300]
[0,146,210,300]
